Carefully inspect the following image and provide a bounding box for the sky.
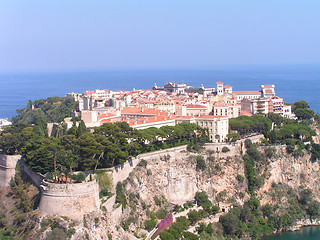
[0,0,319,72]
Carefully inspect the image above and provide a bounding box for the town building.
[176,115,229,143]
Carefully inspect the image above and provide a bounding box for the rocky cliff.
[3,135,320,240]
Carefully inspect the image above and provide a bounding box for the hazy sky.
[1,0,319,72]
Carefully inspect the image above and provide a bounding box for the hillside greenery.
[12,97,77,124]
[0,121,208,178]
[219,139,320,239]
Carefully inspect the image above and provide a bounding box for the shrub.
[144,219,157,231]
[157,214,173,235]
[222,147,230,153]
[196,156,206,171]
[157,209,168,219]
[154,196,162,207]
[71,172,86,183]
[96,171,112,191]
[219,212,239,236]
[236,174,244,183]
[138,159,147,167]
[159,231,175,240]
[46,228,68,240]
[195,191,212,208]
[265,147,276,159]
[115,182,127,209]
[147,169,152,176]
[299,188,312,205]
[187,210,200,225]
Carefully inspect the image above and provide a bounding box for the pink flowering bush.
[156,214,173,235]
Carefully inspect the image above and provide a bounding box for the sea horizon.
[1,64,319,120]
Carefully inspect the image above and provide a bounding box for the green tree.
[299,188,312,205]
[308,201,320,218]
[219,212,240,236]
[188,210,200,225]
[77,120,87,137]
[195,191,212,208]
[159,231,175,240]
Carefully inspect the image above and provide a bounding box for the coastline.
[287,218,320,232]
[264,218,320,238]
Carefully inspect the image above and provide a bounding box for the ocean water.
[263,226,320,240]
[0,65,319,120]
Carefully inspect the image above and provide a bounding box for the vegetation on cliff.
[0,121,208,178]
[217,138,320,239]
[12,97,77,125]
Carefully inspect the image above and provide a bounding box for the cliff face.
[125,147,247,206]
[107,141,320,239]
[259,145,320,204]
[4,138,319,239]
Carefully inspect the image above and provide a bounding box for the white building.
[176,115,229,143]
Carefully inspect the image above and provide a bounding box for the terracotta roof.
[124,115,175,126]
[224,85,232,88]
[212,102,228,107]
[216,81,223,85]
[264,90,273,94]
[97,113,117,121]
[84,91,94,95]
[186,104,207,109]
[262,85,274,88]
[241,110,253,116]
[121,107,167,116]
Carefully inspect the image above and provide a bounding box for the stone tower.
[216,81,224,96]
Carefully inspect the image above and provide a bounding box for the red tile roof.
[186,104,207,109]
[241,111,253,116]
[123,115,175,126]
[121,107,165,115]
[97,113,117,121]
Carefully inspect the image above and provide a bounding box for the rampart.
[111,135,263,190]
[20,159,45,187]
[0,154,20,188]
[39,180,100,221]
[111,145,187,190]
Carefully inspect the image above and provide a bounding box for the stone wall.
[39,180,100,221]
[0,154,20,188]
[20,159,44,187]
[111,145,187,190]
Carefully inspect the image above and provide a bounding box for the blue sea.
[263,226,320,240]
[0,65,319,120]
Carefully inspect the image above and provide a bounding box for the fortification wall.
[20,159,44,187]
[0,154,20,188]
[39,181,100,221]
[111,145,187,190]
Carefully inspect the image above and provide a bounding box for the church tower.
[216,81,224,96]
